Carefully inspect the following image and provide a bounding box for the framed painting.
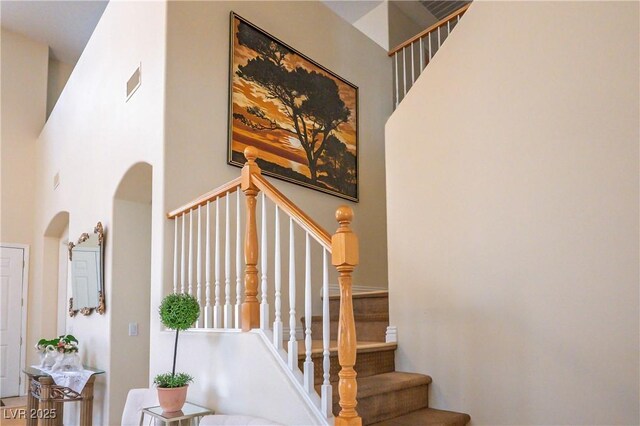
[228,12,359,202]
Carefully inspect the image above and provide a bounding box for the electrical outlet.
[128,322,138,336]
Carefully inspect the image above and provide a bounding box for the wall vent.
[53,172,60,190]
[126,65,141,101]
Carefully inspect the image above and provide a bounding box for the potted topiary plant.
[154,293,200,413]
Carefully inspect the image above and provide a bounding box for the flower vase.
[39,346,57,369]
[51,352,82,372]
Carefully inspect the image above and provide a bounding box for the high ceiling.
[0,1,465,65]
[0,0,108,64]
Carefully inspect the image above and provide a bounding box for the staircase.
[300,291,470,425]
[168,148,470,424]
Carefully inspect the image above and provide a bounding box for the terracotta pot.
[157,385,188,413]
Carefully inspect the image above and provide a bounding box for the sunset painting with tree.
[228,13,358,201]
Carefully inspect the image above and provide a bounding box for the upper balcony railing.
[389,3,471,108]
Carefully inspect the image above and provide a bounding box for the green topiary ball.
[159,293,200,331]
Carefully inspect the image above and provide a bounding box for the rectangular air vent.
[126,65,141,101]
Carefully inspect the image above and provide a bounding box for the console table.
[140,402,215,425]
[23,366,105,426]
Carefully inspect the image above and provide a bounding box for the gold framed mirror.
[68,222,105,316]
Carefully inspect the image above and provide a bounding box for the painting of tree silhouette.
[228,13,358,201]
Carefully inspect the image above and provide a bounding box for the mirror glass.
[69,222,105,316]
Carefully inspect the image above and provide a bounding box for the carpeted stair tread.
[328,290,388,301]
[305,313,389,322]
[322,371,431,400]
[356,371,432,399]
[368,407,471,426]
[295,340,396,358]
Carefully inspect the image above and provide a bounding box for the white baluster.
[180,213,186,293]
[205,201,212,328]
[321,248,332,417]
[235,189,242,329]
[273,205,283,349]
[402,46,407,97]
[224,193,232,328]
[457,15,460,24]
[447,20,451,38]
[303,233,314,393]
[428,31,432,61]
[214,197,221,327]
[260,193,269,330]
[411,41,415,86]
[438,26,441,50]
[394,53,399,107]
[173,219,178,294]
[420,37,424,71]
[287,218,298,371]
[196,205,202,327]
[188,210,193,296]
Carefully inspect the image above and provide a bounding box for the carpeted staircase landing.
[298,291,470,426]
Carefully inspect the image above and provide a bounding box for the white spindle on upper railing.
[390,3,470,107]
[181,213,186,293]
[260,192,269,330]
[173,219,178,293]
[273,205,283,349]
[288,217,298,371]
[303,233,314,393]
[205,201,212,327]
[235,189,242,329]
[224,194,232,328]
[321,248,331,417]
[188,210,193,295]
[196,206,202,327]
[214,197,221,328]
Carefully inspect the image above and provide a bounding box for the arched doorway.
[109,162,153,422]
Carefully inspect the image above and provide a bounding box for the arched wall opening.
[109,162,153,422]
[43,211,70,336]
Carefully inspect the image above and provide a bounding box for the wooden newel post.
[332,206,362,426]
[241,147,261,331]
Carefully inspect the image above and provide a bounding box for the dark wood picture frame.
[228,12,359,202]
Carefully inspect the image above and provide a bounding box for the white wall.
[385,1,639,425]
[0,28,48,246]
[31,2,167,424]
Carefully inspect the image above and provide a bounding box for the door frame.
[1,243,30,396]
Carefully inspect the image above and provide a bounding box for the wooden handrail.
[166,177,242,219]
[388,3,471,56]
[252,174,332,251]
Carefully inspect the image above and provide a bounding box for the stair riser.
[332,384,429,425]
[329,295,389,317]
[299,348,395,385]
[309,319,388,342]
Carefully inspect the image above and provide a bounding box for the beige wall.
[0,29,48,246]
[152,1,392,421]
[385,1,639,425]
[32,2,167,423]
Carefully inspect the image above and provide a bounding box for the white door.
[0,246,26,397]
